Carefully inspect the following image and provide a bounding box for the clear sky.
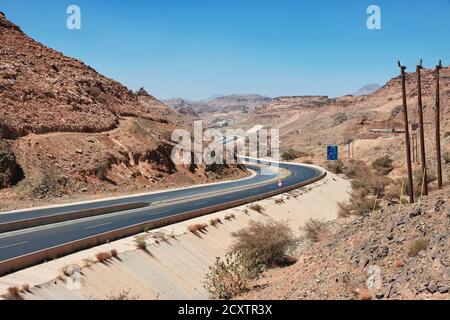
[1,0,450,100]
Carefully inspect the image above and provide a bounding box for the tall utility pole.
[416,61,428,195]
[399,61,415,204]
[435,60,443,189]
[352,140,355,158]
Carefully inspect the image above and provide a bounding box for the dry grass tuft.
[274,197,285,204]
[408,237,429,257]
[106,290,139,300]
[210,218,222,226]
[82,258,94,268]
[96,251,112,262]
[225,213,236,220]
[249,203,265,213]
[188,223,208,234]
[337,201,352,218]
[2,286,23,300]
[134,235,148,250]
[21,284,30,292]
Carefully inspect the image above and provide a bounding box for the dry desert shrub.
[281,149,309,161]
[326,159,345,174]
[372,156,394,175]
[204,220,298,300]
[230,220,298,269]
[303,218,327,242]
[346,160,391,196]
[204,252,253,300]
[344,159,368,178]
[110,249,118,258]
[338,190,380,217]
[274,197,285,204]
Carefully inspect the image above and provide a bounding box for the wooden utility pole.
[435,60,443,189]
[352,140,355,158]
[416,61,428,194]
[399,61,414,203]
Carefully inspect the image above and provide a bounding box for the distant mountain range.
[351,84,382,96]
[163,94,272,125]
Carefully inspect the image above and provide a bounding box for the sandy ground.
[0,170,350,300]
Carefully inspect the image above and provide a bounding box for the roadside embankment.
[0,171,350,300]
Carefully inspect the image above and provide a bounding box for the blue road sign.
[327,145,339,161]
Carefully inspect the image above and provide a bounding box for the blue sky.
[1,0,450,100]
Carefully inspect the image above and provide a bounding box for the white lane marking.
[0,241,28,250]
[149,211,168,216]
[85,222,112,230]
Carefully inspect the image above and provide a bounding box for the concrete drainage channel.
[0,166,326,276]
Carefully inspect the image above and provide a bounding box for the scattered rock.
[375,292,384,299]
[377,246,389,259]
[410,207,423,218]
[426,282,438,294]
[438,286,448,294]
[434,199,445,213]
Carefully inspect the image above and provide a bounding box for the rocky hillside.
[240,188,450,300]
[163,98,200,119]
[238,66,450,179]
[0,13,247,211]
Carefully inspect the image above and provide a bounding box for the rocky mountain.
[0,13,246,211]
[351,84,382,96]
[163,98,200,119]
[165,94,271,125]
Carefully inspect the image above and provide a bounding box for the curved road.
[0,159,323,266]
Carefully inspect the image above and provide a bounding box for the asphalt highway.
[0,159,323,263]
